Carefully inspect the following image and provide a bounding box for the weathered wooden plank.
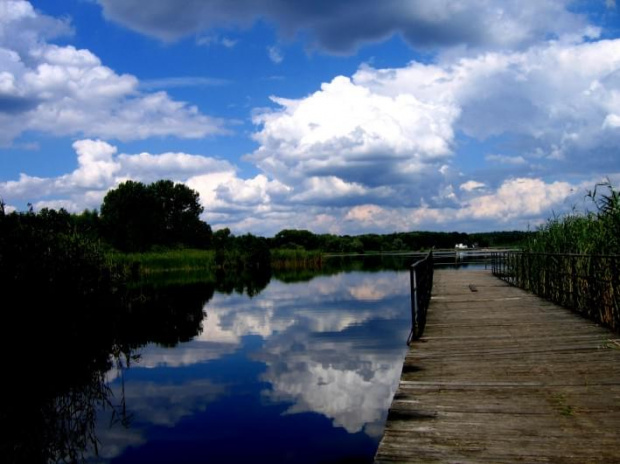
[375,270,620,464]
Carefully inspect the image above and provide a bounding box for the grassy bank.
[107,248,327,277]
[270,249,323,270]
[107,249,216,274]
[106,249,217,276]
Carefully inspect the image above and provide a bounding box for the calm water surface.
[90,269,411,463]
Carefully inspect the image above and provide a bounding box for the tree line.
[1,178,529,256]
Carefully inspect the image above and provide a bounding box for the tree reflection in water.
[2,276,220,464]
[1,254,406,463]
[0,208,273,463]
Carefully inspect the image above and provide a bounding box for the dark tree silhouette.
[101,180,212,251]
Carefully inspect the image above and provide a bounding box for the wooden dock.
[375,269,620,463]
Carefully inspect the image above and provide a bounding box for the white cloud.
[290,176,382,204]
[264,358,401,435]
[0,139,237,212]
[334,177,581,232]
[0,1,227,145]
[243,38,620,231]
[485,154,528,165]
[0,0,72,52]
[344,205,386,224]
[196,34,238,48]
[459,180,486,191]
[0,139,601,235]
[119,151,232,182]
[0,138,298,231]
[267,45,283,64]
[350,40,620,176]
[458,178,575,221]
[603,113,620,129]
[3,6,620,234]
[249,74,459,189]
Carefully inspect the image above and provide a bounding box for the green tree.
[150,180,212,248]
[273,229,320,249]
[213,227,233,249]
[101,180,156,251]
[100,180,211,252]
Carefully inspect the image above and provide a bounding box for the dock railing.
[492,251,620,332]
[408,250,434,345]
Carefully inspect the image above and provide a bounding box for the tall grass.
[494,181,620,331]
[107,249,217,276]
[107,248,328,283]
[270,249,323,270]
[526,181,620,255]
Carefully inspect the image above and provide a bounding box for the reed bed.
[270,249,323,270]
[107,249,217,276]
[108,248,326,277]
[492,181,620,332]
[493,252,620,332]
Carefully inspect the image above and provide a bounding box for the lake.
[81,265,412,463]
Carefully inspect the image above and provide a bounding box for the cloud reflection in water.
[99,270,411,462]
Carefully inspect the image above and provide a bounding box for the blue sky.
[0,0,619,235]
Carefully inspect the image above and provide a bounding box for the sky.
[0,0,619,236]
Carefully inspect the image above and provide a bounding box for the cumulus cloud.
[3,5,619,234]
[350,40,620,176]
[243,38,620,230]
[0,139,235,211]
[248,74,458,191]
[0,1,227,145]
[97,0,594,54]
[0,139,298,235]
[340,177,576,231]
[460,180,486,192]
[458,178,575,221]
[0,140,596,235]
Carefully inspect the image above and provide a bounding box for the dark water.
[4,263,412,463]
[94,270,410,463]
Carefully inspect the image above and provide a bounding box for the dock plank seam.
[375,270,620,464]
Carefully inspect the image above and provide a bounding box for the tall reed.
[526,181,619,255]
[495,181,620,331]
[270,249,323,270]
[107,249,217,276]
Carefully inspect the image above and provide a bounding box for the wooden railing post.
[492,251,619,333]
[407,250,434,345]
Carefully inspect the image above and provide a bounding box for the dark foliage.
[100,180,212,252]
[0,206,214,463]
[267,229,530,253]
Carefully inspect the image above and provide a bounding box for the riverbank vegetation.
[0,178,530,462]
[2,178,530,277]
[526,181,620,255]
[495,181,620,332]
